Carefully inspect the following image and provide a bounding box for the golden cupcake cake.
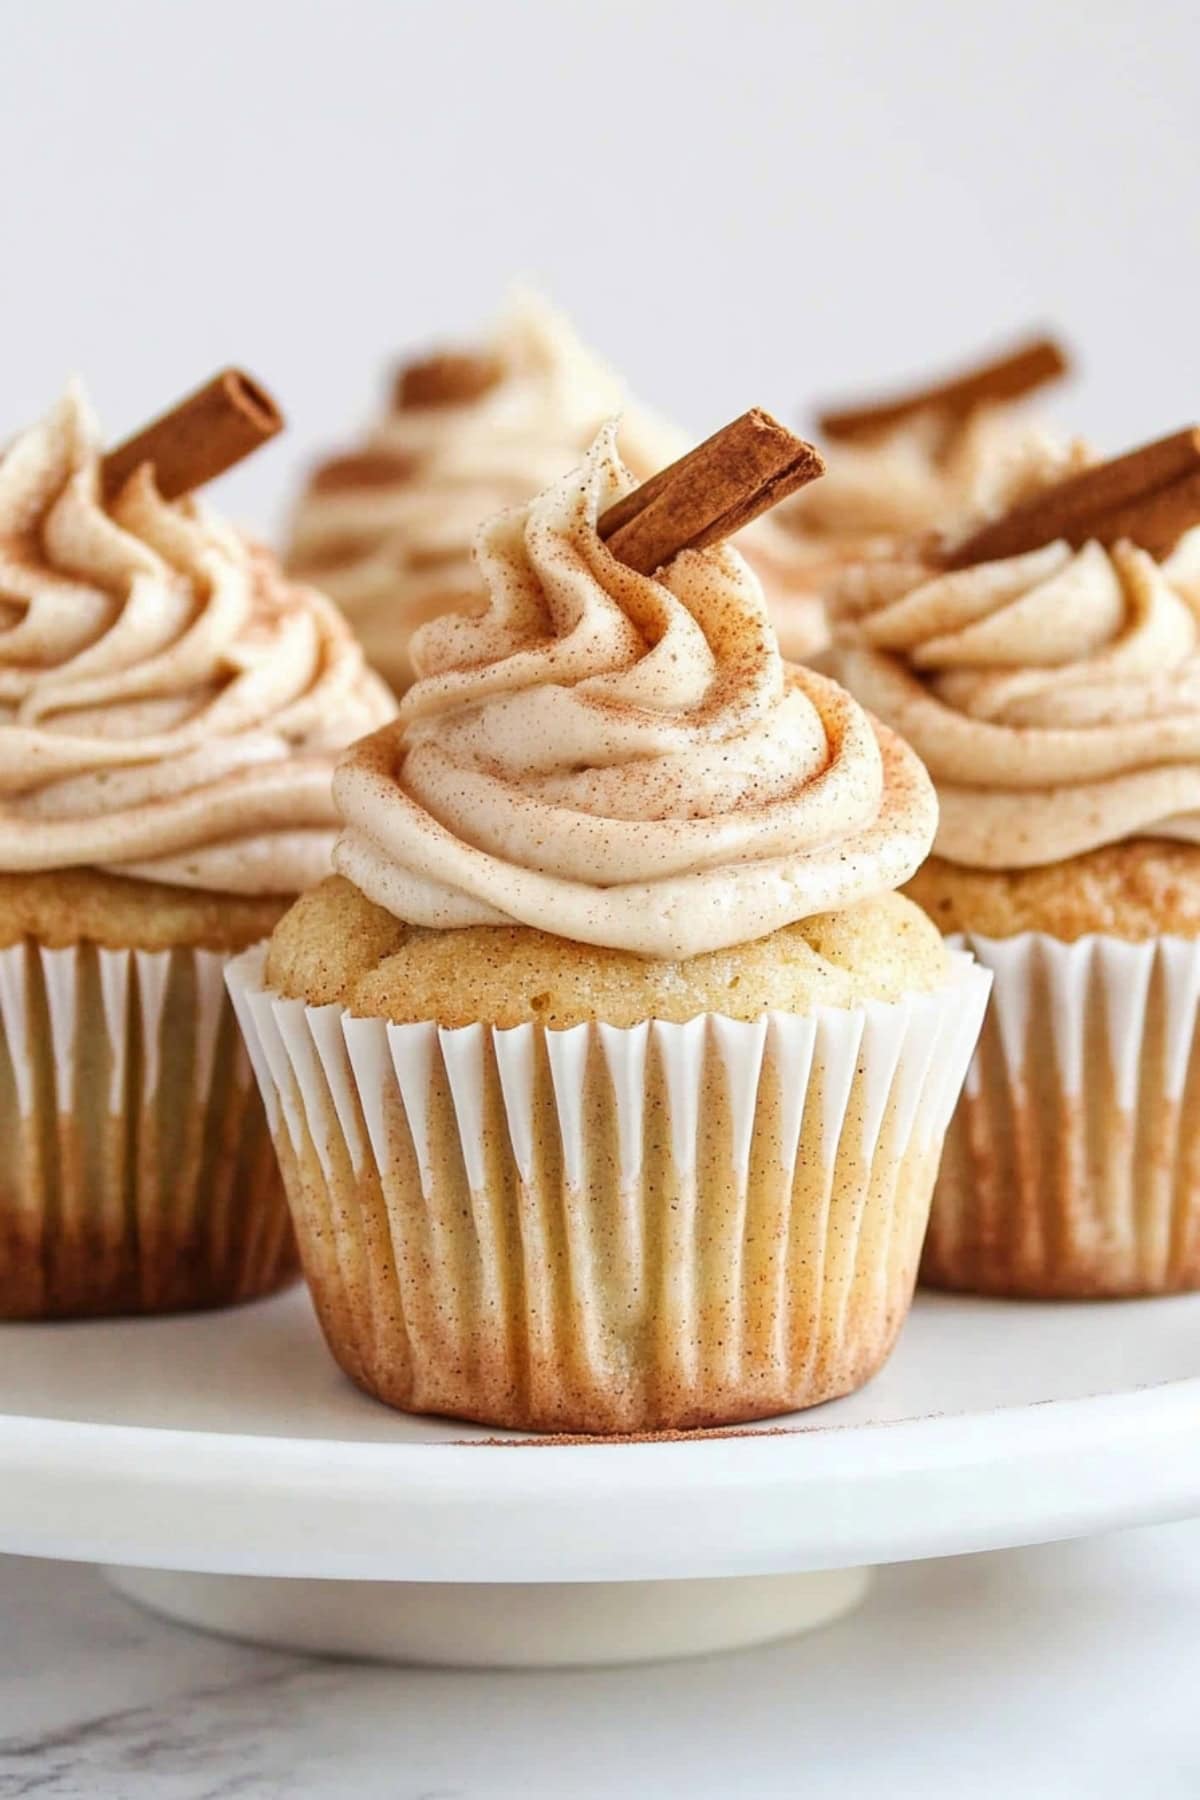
[0,373,394,1317]
[759,334,1087,662]
[829,427,1200,1297]
[230,409,990,1434]
[285,291,688,693]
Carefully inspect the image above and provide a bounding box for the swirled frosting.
[0,384,394,893]
[791,405,1087,542]
[287,293,688,690]
[831,528,1200,868]
[744,405,1088,673]
[332,424,937,960]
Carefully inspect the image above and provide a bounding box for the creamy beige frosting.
[333,424,937,960]
[287,293,688,689]
[790,405,1087,542]
[743,406,1086,673]
[831,529,1200,868]
[0,384,394,893]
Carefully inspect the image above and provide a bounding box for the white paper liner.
[228,948,990,1433]
[925,930,1200,1297]
[0,940,295,1317]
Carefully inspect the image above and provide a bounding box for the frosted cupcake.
[0,377,394,1317]
[829,427,1200,1297]
[231,411,990,1433]
[286,291,689,693]
[762,335,1087,660]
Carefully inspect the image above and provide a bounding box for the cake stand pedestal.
[2,1288,1198,1667]
[106,1566,871,1666]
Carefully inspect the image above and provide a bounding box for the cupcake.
[761,334,1088,661]
[733,510,835,665]
[828,426,1200,1297]
[230,411,990,1433]
[285,290,689,694]
[0,378,394,1317]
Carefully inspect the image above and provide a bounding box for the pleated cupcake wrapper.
[0,940,295,1318]
[227,947,989,1433]
[925,930,1200,1297]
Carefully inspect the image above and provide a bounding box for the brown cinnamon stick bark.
[817,334,1070,443]
[102,369,283,502]
[942,427,1200,567]
[308,448,417,494]
[598,408,824,576]
[393,351,503,410]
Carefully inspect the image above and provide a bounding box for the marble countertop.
[3,1520,1198,1798]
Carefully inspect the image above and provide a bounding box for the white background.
[2,0,1197,535]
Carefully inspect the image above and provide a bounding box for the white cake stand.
[2,1287,1198,1667]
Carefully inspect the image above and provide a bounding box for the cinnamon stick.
[941,427,1200,567]
[308,448,417,494]
[102,369,283,502]
[598,408,824,576]
[393,350,503,411]
[817,333,1070,443]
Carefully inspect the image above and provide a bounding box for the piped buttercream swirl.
[831,528,1200,868]
[0,384,394,893]
[287,293,688,689]
[790,405,1087,542]
[333,424,937,960]
[742,404,1088,670]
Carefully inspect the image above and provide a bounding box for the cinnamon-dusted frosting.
[333,425,937,961]
[287,293,688,690]
[0,385,394,895]
[831,530,1200,869]
[793,405,1088,543]
[744,406,1087,670]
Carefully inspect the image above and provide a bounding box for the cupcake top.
[831,520,1200,871]
[286,293,687,686]
[778,335,1086,556]
[785,404,1085,544]
[745,344,1087,670]
[332,423,937,961]
[0,384,394,895]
